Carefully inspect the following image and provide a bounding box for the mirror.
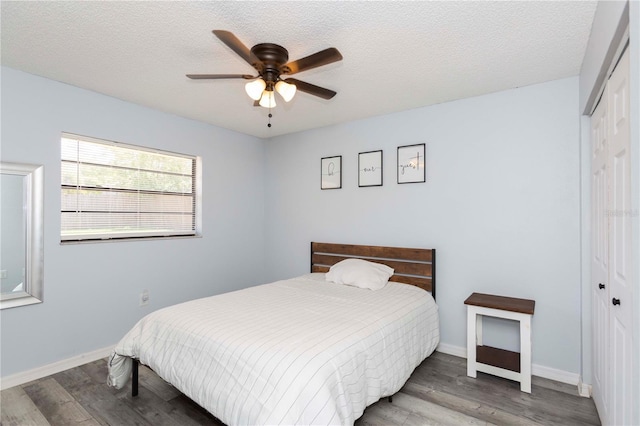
[1,162,44,309]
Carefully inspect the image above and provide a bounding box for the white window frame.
[60,133,202,243]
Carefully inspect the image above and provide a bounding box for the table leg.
[520,315,532,393]
[467,307,477,378]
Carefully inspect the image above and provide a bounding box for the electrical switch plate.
[0,270,7,279]
[140,289,150,306]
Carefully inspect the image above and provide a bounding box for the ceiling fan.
[187,30,343,110]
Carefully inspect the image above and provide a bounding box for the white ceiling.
[1,1,597,139]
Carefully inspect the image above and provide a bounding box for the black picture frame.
[358,150,383,187]
[321,155,342,189]
[397,143,426,184]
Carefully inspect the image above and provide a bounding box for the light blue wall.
[0,67,587,380]
[0,67,266,377]
[264,77,582,374]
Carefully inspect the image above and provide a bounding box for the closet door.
[590,95,609,423]
[606,47,632,426]
[591,46,632,426]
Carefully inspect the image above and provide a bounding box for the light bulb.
[275,80,297,102]
[259,90,276,108]
[245,79,266,101]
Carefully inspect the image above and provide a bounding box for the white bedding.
[108,273,439,425]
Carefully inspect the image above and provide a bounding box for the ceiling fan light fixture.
[275,80,297,102]
[245,78,266,101]
[259,90,276,108]
[188,30,343,114]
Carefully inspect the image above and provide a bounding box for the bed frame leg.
[132,358,139,397]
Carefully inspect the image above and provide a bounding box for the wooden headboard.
[310,242,436,300]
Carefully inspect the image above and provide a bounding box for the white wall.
[0,67,266,377]
[264,77,582,374]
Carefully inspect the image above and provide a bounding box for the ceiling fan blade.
[284,78,337,100]
[282,48,343,75]
[212,30,258,66]
[186,74,254,79]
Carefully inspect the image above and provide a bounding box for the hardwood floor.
[1,351,600,425]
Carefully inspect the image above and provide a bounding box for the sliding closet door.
[590,95,609,423]
[606,47,632,426]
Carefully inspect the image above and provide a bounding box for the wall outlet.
[140,289,150,306]
[0,270,7,279]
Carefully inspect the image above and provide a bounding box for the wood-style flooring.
[1,351,600,425]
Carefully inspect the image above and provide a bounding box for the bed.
[108,242,438,425]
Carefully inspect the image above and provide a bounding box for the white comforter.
[108,273,439,425]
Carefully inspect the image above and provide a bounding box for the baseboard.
[436,342,467,358]
[436,343,584,388]
[1,342,593,396]
[531,363,581,386]
[578,381,593,397]
[0,345,114,391]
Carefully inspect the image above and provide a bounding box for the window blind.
[61,133,198,242]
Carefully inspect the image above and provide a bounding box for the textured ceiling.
[1,1,597,139]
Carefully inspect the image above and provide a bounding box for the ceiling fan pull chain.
[267,111,273,128]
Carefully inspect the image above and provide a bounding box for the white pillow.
[325,258,394,290]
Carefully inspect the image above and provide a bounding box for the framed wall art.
[358,150,383,187]
[397,143,425,184]
[321,155,342,189]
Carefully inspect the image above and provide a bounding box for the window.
[61,133,200,242]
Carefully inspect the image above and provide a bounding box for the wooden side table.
[464,292,535,393]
